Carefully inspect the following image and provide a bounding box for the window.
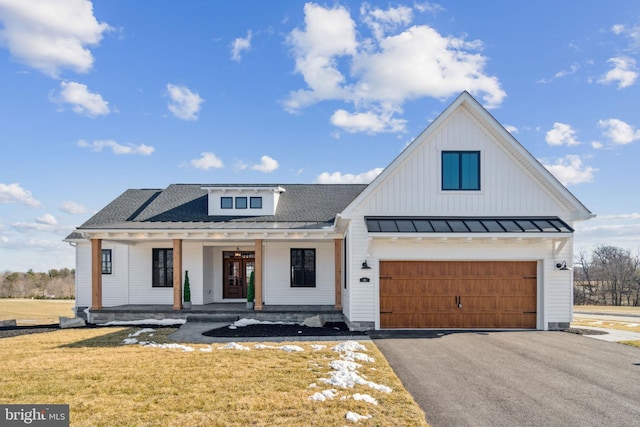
[101,249,112,275]
[152,249,173,287]
[221,197,233,209]
[290,249,316,287]
[250,196,262,209]
[442,151,480,190]
[235,197,247,209]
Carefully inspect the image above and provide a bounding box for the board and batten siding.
[101,242,129,307]
[183,241,204,305]
[263,241,335,305]
[345,219,377,324]
[128,242,173,305]
[355,107,573,219]
[74,241,92,308]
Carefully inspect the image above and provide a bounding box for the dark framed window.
[101,249,112,275]
[250,196,262,209]
[442,151,480,191]
[221,197,233,209]
[152,248,173,287]
[290,249,316,288]
[235,197,247,209]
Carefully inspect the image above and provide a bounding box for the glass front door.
[223,251,254,299]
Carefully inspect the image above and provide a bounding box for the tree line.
[574,245,640,306]
[0,268,75,299]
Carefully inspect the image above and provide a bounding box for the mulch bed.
[203,322,368,338]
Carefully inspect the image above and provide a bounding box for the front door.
[223,251,255,299]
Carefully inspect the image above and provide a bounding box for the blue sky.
[1,0,639,272]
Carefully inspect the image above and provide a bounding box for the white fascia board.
[79,228,340,240]
[367,232,571,241]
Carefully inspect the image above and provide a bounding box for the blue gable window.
[442,151,480,191]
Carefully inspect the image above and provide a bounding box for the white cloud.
[504,125,518,134]
[597,118,640,145]
[597,56,638,89]
[0,0,111,77]
[574,212,640,252]
[414,2,445,14]
[612,24,626,35]
[537,63,580,84]
[545,122,580,146]
[250,155,279,173]
[330,109,407,134]
[591,141,604,149]
[541,155,596,186]
[78,139,154,155]
[36,213,57,225]
[60,201,87,214]
[231,30,252,62]
[315,167,383,184]
[54,81,109,117]
[284,3,505,135]
[0,183,41,207]
[190,152,223,170]
[361,3,413,41]
[166,83,204,121]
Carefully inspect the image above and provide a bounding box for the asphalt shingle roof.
[77,184,367,231]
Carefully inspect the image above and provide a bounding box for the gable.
[343,92,592,223]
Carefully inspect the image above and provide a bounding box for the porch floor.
[85,303,344,325]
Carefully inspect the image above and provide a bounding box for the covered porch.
[83,302,345,325]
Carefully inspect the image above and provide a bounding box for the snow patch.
[333,341,367,353]
[309,389,338,401]
[100,319,186,326]
[346,411,371,422]
[254,344,304,352]
[144,342,194,352]
[122,338,138,345]
[232,318,296,327]
[219,342,250,351]
[310,344,326,351]
[128,328,155,337]
[352,393,378,405]
[200,346,213,352]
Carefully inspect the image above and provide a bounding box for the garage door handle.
[524,311,537,314]
[380,311,392,314]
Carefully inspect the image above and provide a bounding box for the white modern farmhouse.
[66,92,592,330]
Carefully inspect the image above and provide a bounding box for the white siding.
[353,108,572,220]
[74,242,91,308]
[128,242,173,304]
[345,220,376,322]
[545,239,574,325]
[183,241,203,305]
[263,241,335,305]
[202,246,215,304]
[101,243,129,306]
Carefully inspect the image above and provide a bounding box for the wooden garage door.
[380,261,537,329]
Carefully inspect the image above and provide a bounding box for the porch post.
[91,238,103,310]
[173,239,182,310]
[334,239,342,310]
[254,239,263,311]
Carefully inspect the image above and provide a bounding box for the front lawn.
[0,328,428,426]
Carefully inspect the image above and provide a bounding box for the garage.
[380,261,537,329]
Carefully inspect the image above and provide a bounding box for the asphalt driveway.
[373,331,640,427]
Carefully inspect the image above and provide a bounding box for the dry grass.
[573,305,640,315]
[0,298,75,325]
[0,328,428,426]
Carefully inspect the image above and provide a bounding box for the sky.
[0,0,639,272]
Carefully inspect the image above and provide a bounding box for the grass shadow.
[61,327,179,348]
